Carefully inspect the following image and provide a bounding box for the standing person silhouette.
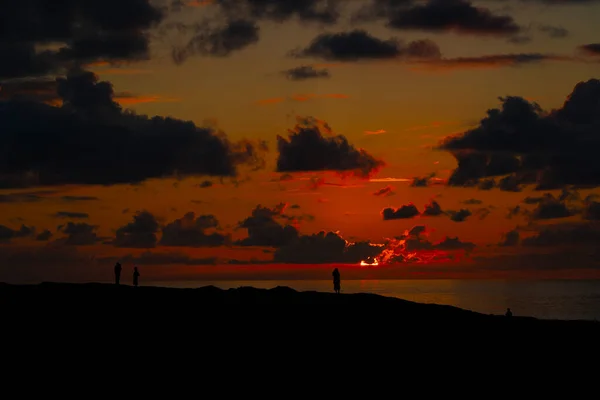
[114,262,122,285]
[505,308,513,318]
[332,268,341,294]
[133,266,140,287]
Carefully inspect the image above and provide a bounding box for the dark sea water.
[149,279,600,321]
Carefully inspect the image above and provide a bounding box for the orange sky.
[1,0,600,282]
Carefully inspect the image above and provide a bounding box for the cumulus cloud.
[0,224,35,243]
[422,200,444,217]
[36,230,53,241]
[113,211,160,248]
[0,69,267,188]
[276,116,385,178]
[292,30,441,61]
[440,79,600,189]
[382,203,420,220]
[273,231,383,264]
[283,65,331,81]
[57,222,101,246]
[237,204,299,247]
[521,222,600,247]
[0,0,164,80]
[160,212,230,247]
[375,226,476,264]
[529,194,575,220]
[499,229,520,246]
[448,209,472,222]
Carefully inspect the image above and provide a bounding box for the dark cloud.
[237,204,299,247]
[0,224,35,243]
[214,0,342,24]
[579,43,600,56]
[462,198,483,205]
[499,229,520,246]
[583,201,600,220]
[0,79,59,104]
[36,230,53,241]
[474,207,491,220]
[356,0,521,36]
[57,222,101,246]
[113,211,160,248]
[422,200,444,217]
[276,116,384,178]
[0,69,267,188]
[53,211,89,219]
[478,179,496,190]
[538,25,568,38]
[434,237,476,252]
[414,53,569,71]
[497,175,522,192]
[376,227,476,264]
[507,205,523,219]
[273,231,383,264]
[61,196,100,202]
[507,35,532,44]
[0,0,164,79]
[0,190,56,203]
[167,0,341,63]
[171,19,260,63]
[441,79,600,189]
[292,30,441,61]
[283,66,331,81]
[382,204,420,220]
[373,185,395,196]
[448,209,472,222]
[521,222,600,247]
[160,212,229,247]
[530,194,575,220]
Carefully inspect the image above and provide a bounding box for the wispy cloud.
[114,93,181,105]
[409,53,573,72]
[256,93,350,105]
[365,129,386,135]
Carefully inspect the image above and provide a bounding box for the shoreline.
[1,281,599,326]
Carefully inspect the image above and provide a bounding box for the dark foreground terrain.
[2,282,598,372]
[2,282,598,328]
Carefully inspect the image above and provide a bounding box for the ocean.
[149,279,600,321]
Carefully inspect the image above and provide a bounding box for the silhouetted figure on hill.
[114,262,122,285]
[332,268,341,294]
[133,266,140,287]
[505,308,513,318]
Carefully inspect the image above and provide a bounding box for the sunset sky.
[2,0,600,283]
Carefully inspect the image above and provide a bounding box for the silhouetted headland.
[1,282,598,331]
